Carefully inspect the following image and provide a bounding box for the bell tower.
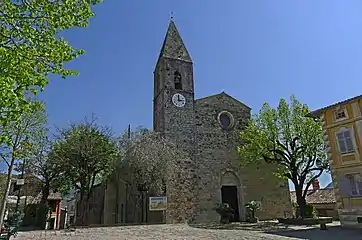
[153,19,196,223]
[153,19,195,155]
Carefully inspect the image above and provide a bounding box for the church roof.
[157,19,192,62]
[196,92,251,110]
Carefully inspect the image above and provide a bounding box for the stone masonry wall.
[193,93,292,222]
[154,57,197,223]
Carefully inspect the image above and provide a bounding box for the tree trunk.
[0,160,15,228]
[41,184,50,204]
[83,197,90,226]
[295,186,307,218]
[76,192,90,226]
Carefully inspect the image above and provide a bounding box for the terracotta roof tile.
[290,189,335,204]
[48,192,62,200]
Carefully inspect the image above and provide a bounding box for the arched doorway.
[220,170,243,222]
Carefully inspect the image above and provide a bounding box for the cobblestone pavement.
[13,223,362,240]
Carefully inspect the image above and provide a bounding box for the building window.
[336,128,354,154]
[174,71,182,90]
[334,108,347,121]
[345,174,362,196]
[218,111,235,130]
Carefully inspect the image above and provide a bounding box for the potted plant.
[213,203,234,224]
[245,201,261,223]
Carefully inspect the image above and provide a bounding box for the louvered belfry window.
[174,71,182,90]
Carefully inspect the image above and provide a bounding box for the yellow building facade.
[308,94,362,228]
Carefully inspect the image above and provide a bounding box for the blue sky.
[38,0,362,189]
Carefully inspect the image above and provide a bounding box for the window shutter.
[339,140,347,153]
[357,174,362,196]
[346,138,354,152]
[336,132,343,140]
[344,130,354,152]
[344,130,351,138]
[337,132,347,153]
[339,175,351,196]
[346,174,358,196]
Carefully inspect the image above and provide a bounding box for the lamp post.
[16,157,26,215]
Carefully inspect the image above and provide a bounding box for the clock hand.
[178,95,181,101]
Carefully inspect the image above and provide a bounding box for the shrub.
[304,204,317,218]
[295,204,316,219]
[245,200,261,222]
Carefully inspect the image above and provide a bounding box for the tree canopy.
[118,127,185,193]
[238,95,328,217]
[0,0,101,139]
[0,100,47,227]
[50,116,119,225]
[116,126,195,223]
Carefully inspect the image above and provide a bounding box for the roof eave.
[306,94,362,119]
[305,110,322,119]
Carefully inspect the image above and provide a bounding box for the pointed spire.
[158,18,192,62]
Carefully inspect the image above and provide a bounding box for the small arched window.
[174,71,182,90]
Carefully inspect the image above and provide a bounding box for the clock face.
[172,93,186,108]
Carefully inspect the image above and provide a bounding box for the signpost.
[149,197,167,211]
[16,179,24,186]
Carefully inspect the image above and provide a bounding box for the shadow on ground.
[190,222,362,240]
[190,221,291,231]
[265,225,362,240]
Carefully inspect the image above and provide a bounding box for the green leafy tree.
[50,116,119,225]
[0,0,101,138]
[238,95,328,218]
[0,101,47,227]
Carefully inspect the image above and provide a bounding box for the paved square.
[13,223,362,240]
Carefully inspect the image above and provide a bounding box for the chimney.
[312,178,320,191]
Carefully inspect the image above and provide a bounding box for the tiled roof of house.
[306,94,362,118]
[290,189,335,204]
[31,191,62,203]
[48,192,62,200]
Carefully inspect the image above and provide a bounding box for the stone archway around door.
[219,169,244,222]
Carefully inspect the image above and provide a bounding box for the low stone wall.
[277,217,333,225]
[339,209,362,229]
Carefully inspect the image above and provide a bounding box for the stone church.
[90,19,292,225]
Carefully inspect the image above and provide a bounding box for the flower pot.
[214,203,235,224]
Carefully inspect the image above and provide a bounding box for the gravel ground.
[12,223,362,240]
